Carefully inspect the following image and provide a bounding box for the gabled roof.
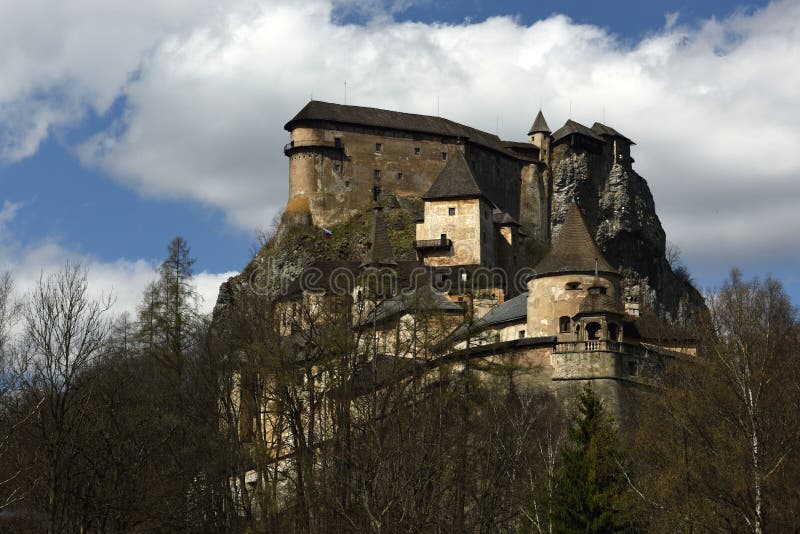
[551,119,605,144]
[492,209,520,226]
[362,206,397,267]
[528,110,551,135]
[355,281,464,328]
[285,100,512,155]
[533,203,617,277]
[591,122,635,145]
[475,292,529,328]
[422,150,486,201]
[447,291,528,340]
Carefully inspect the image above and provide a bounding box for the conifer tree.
[551,385,630,533]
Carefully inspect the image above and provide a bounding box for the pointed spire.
[361,204,397,268]
[533,203,616,277]
[422,150,485,201]
[528,110,551,136]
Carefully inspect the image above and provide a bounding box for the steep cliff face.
[550,152,702,319]
[214,195,421,312]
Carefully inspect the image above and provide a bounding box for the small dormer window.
[566,282,581,290]
[448,207,456,216]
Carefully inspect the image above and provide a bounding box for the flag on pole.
[322,228,333,238]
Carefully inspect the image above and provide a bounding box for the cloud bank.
[2,0,799,282]
[0,203,234,318]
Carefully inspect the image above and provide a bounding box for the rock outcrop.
[551,155,701,319]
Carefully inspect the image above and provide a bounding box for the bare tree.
[17,263,112,532]
[633,270,800,532]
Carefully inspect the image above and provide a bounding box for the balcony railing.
[553,340,644,356]
[413,238,452,251]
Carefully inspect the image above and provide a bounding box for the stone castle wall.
[288,124,461,226]
[527,273,622,337]
[287,123,529,228]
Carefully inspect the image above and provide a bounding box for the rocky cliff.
[550,152,702,320]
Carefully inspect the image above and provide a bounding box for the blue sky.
[1,0,797,312]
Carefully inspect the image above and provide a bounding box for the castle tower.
[526,203,621,338]
[414,151,496,268]
[528,110,551,162]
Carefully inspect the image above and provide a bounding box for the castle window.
[373,169,381,179]
[334,137,342,148]
[344,180,350,188]
[566,282,580,290]
[375,143,382,153]
[586,322,601,340]
[397,172,403,180]
[609,323,619,341]
[448,207,456,216]
[441,151,447,160]
[414,147,420,155]
[440,233,447,242]
[519,330,526,339]
[334,162,341,172]
[559,316,571,333]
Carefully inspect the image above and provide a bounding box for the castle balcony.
[413,237,452,252]
[553,340,644,356]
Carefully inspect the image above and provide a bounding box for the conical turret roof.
[528,110,551,135]
[533,203,616,277]
[362,205,397,267]
[422,150,485,201]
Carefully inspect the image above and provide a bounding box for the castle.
[284,100,633,248]
[263,100,696,419]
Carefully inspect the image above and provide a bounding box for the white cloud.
[0,205,234,319]
[2,0,800,281]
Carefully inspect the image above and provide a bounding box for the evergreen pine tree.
[551,384,630,533]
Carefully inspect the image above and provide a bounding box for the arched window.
[559,316,571,333]
[608,323,619,341]
[586,322,601,340]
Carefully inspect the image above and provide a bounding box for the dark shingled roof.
[492,209,520,226]
[476,292,528,328]
[551,119,605,144]
[362,206,397,267]
[449,291,528,339]
[285,100,512,155]
[534,203,617,276]
[576,293,624,316]
[422,150,486,201]
[528,110,551,135]
[356,281,464,328]
[630,314,696,342]
[591,122,635,145]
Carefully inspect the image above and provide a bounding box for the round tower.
[526,203,621,338]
